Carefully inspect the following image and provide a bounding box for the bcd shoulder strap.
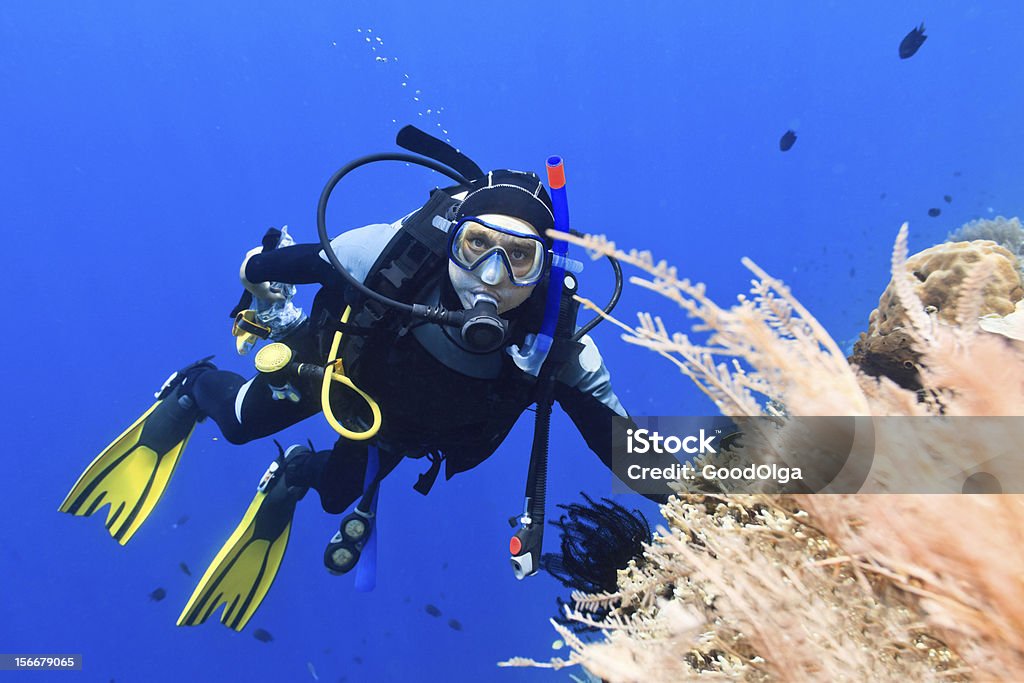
[342,187,462,357]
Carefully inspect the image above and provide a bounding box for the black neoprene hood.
[455,169,555,239]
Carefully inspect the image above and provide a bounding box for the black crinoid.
[542,493,652,633]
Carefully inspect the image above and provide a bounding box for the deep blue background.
[2,2,1022,681]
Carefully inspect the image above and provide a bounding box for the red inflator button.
[509,536,522,555]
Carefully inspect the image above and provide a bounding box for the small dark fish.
[352,656,363,665]
[179,562,192,576]
[148,587,167,602]
[425,603,442,617]
[441,561,448,570]
[953,170,962,177]
[172,515,189,529]
[880,192,887,200]
[403,596,411,604]
[899,23,927,59]
[927,208,941,217]
[253,628,274,643]
[779,129,797,152]
[944,194,953,203]
[849,267,856,278]
[447,618,463,631]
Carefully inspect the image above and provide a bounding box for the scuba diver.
[59,126,676,631]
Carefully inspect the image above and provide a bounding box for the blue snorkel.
[506,156,582,376]
[509,156,583,580]
[541,156,571,348]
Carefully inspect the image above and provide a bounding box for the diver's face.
[448,214,540,314]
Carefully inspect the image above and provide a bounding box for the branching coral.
[504,223,1024,681]
[561,234,869,417]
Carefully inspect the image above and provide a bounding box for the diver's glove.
[240,226,307,341]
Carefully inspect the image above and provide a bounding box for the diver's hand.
[239,246,287,303]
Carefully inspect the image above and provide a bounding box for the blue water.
[3,2,1022,681]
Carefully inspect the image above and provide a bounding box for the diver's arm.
[554,336,674,504]
[240,247,287,302]
[245,243,343,287]
[244,222,401,289]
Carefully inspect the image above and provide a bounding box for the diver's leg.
[59,355,322,543]
[309,442,405,575]
[188,367,322,444]
[283,440,403,514]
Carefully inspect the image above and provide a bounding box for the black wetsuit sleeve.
[555,383,675,504]
[245,243,346,289]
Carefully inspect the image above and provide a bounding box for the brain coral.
[851,239,1023,388]
[949,215,1024,272]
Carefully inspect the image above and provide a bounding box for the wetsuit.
[187,220,673,511]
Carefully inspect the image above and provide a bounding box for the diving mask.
[447,217,549,286]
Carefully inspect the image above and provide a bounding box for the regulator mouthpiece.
[461,299,507,353]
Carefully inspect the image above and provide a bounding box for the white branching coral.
[561,230,870,417]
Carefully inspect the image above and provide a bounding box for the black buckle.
[413,451,443,496]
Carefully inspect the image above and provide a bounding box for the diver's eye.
[467,237,488,251]
[509,248,529,262]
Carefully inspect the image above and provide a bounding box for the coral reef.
[505,223,1024,681]
[850,238,1022,389]
[949,215,1024,272]
[979,299,1024,341]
